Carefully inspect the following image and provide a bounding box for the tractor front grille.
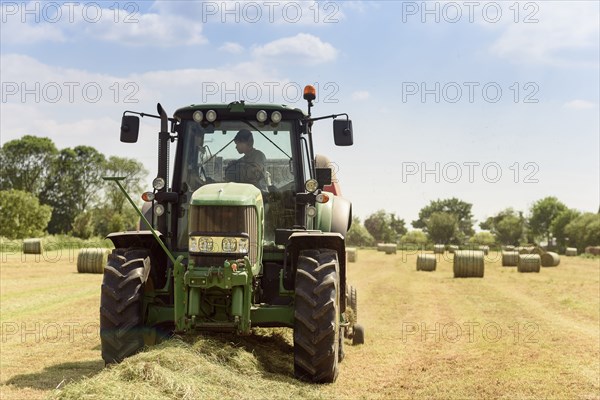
[189,205,258,266]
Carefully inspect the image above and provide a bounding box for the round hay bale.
[376,243,385,252]
[565,247,577,256]
[585,246,600,256]
[503,245,515,251]
[416,254,436,271]
[447,245,459,254]
[346,247,357,263]
[501,250,519,267]
[23,238,43,254]
[77,248,108,274]
[453,250,484,278]
[518,254,541,273]
[433,244,445,254]
[541,252,560,267]
[382,243,397,255]
[478,245,489,255]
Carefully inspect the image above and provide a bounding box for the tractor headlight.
[206,110,217,122]
[256,110,268,122]
[305,179,318,193]
[154,203,165,216]
[189,235,249,255]
[153,177,166,190]
[271,111,282,124]
[192,111,203,122]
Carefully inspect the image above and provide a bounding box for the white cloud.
[563,100,597,110]
[0,2,207,46]
[490,2,599,67]
[219,42,244,54]
[252,33,338,65]
[351,91,370,101]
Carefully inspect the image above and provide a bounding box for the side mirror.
[120,115,140,143]
[333,119,353,146]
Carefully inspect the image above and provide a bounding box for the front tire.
[100,248,150,364]
[294,249,340,383]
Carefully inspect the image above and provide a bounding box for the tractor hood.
[190,182,263,208]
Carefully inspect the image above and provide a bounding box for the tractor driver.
[225,129,268,191]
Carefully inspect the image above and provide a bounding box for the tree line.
[347,197,599,253]
[0,135,147,239]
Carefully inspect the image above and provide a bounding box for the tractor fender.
[287,232,347,313]
[106,230,166,252]
[316,194,352,236]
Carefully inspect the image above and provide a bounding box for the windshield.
[177,120,298,245]
[181,120,296,192]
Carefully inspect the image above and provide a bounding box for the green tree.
[41,146,106,234]
[91,204,139,237]
[565,213,600,251]
[528,197,567,244]
[425,212,457,244]
[0,190,52,239]
[413,198,474,242]
[480,208,525,245]
[364,210,407,243]
[104,156,148,213]
[550,208,580,250]
[399,230,429,247]
[346,216,375,247]
[72,211,94,239]
[0,135,57,195]
[469,231,496,246]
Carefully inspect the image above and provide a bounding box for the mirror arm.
[305,113,349,123]
[123,110,177,123]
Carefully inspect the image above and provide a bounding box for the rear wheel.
[294,249,340,383]
[100,248,150,364]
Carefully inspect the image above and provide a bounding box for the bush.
[565,213,600,252]
[468,231,496,246]
[0,190,52,239]
[399,230,429,248]
[346,216,375,247]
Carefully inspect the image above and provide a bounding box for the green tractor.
[100,85,364,383]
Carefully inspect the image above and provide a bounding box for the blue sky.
[1,1,598,227]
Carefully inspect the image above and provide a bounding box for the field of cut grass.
[1,249,599,399]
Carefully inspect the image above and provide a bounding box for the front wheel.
[293,249,340,383]
[100,248,150,364]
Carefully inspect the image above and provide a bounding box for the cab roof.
[174,102,307,120]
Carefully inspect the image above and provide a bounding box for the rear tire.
[294,249,340,383]
[100,248,150,364]
[353,324,365,345]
